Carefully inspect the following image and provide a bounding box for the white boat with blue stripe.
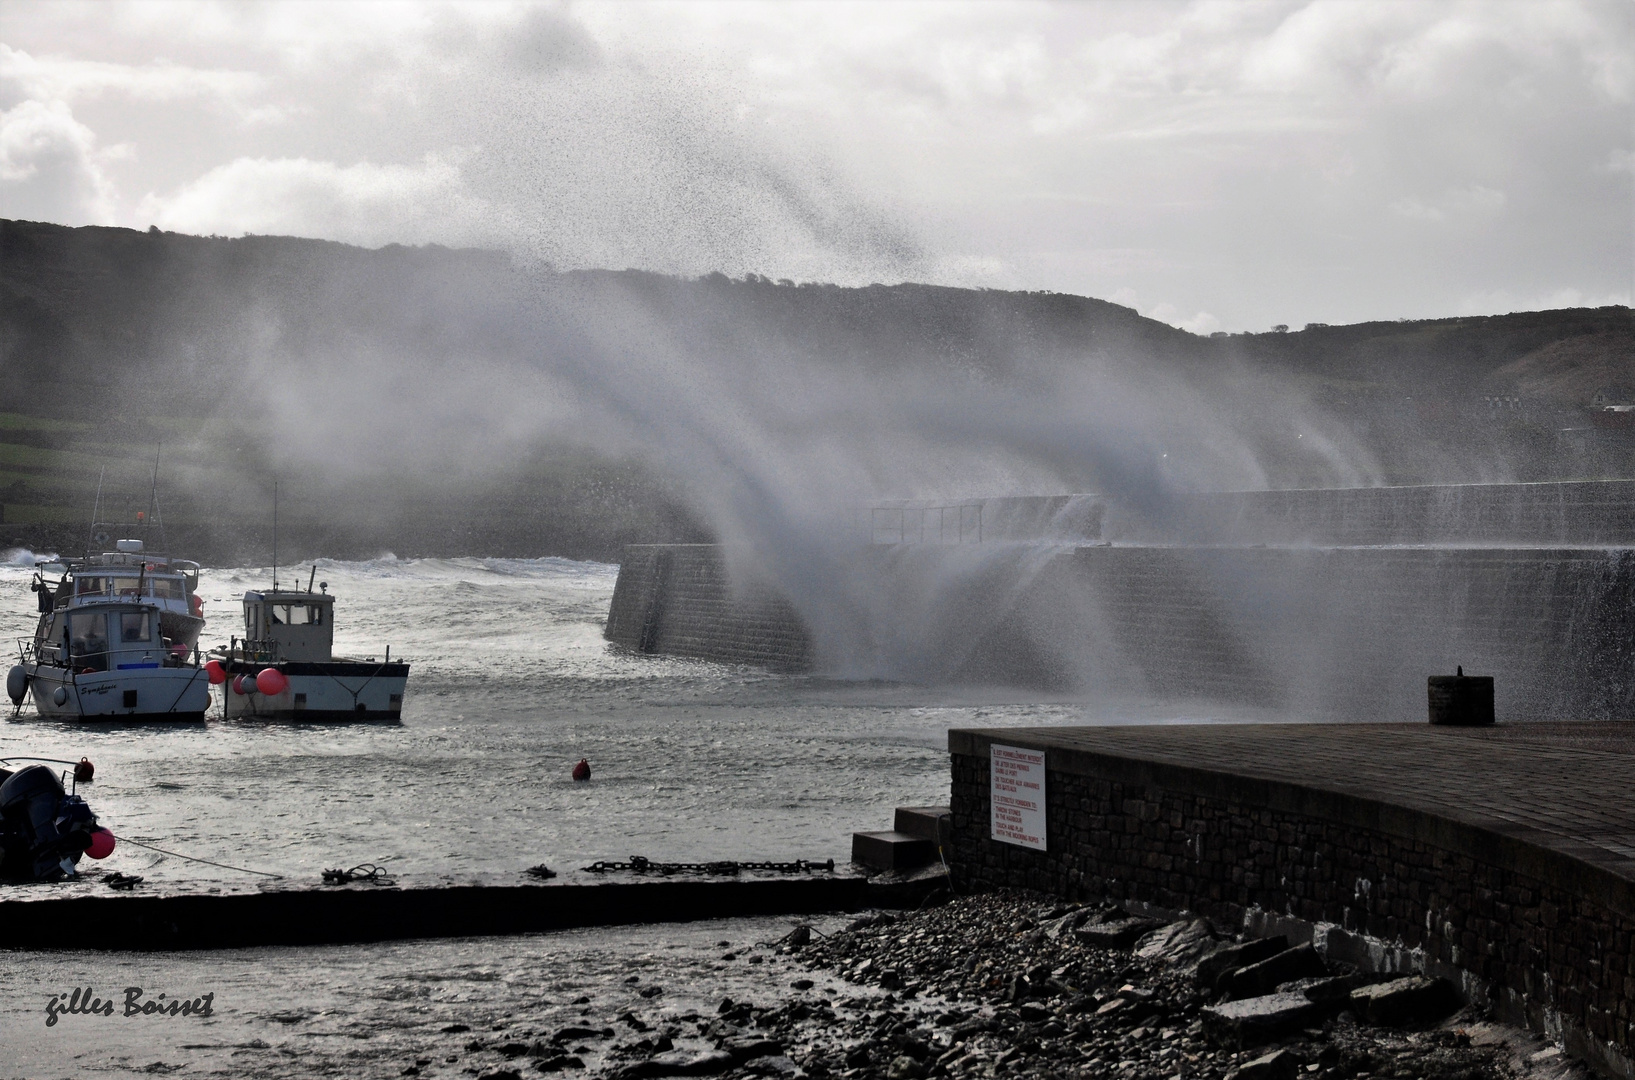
[8,536,211,721]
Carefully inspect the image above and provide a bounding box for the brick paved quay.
[947,721,1635,1079]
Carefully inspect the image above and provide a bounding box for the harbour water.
[0,553,1213,885]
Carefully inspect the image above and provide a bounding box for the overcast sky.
[0,0,1629,332]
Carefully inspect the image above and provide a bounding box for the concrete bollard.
[1427,667,1494,726]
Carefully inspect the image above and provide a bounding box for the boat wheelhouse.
[214,575,408,721]
[9,534,210,721]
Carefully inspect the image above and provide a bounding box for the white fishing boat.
[7,532,211,721]
[212,569,409,721]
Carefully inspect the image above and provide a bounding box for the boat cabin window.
[119,611,152,643]
[68,611,109,671]
[113,576,145,597]
[271,603,322,626]
[150,577,184,600]
[75,576,107,596]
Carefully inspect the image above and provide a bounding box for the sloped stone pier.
[947,721,1635,1078]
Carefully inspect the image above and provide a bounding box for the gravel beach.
[415,889,1587,1080]
[0,889,1594,1080]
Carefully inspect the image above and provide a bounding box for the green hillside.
[0,219,1629,561]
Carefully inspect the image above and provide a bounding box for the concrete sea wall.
[605,544,810,670]
[946,726,1635,1079]
[867,479,1635,547]
[607,541,1635,720]
[965,544,1635,719]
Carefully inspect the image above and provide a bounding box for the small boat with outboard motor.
[208,566,409,721]
[7,524,211,721]
[0,755,115,881]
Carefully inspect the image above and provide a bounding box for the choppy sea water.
[0,554,1256,884]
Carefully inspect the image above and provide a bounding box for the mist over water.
[225,262,1388,686]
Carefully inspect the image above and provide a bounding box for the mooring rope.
[112,835,285,879]
[321,863,395,886]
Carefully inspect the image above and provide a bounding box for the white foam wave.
[212,554,617,583]
[1,548,56,567]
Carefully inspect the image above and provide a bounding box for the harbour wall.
[945,727,1635,1079]
[866,479,1635,547]
[0,873,942,950]
[605,544,810,670]
[606,541,1635,720]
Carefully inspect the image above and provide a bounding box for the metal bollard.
[1428,666,1495,726]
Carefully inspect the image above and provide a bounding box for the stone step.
[892,806,952,845]
[851,831,935,872]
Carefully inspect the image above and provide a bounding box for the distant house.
[1591,386,1635,408]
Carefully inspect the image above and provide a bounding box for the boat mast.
[86,466,105,555]
[272,479,278,591]
[147,442,165,548]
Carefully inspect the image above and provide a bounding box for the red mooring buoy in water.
[73,757,94,783]
[572,758,591,782]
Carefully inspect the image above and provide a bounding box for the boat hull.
[22,662,211,721]
[220,660,409,721]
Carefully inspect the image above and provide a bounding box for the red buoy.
[255,668,289,696]
[86,827,115,859]
[572,758,591,782]
[204,660,227,685]
[73,757,94,782]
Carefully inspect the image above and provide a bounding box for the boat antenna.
[272,479,278,591]
[87,465,105,555]
[308,564,317,594]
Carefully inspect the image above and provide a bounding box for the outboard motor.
[0,765,98,880]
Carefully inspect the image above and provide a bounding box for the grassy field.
[0,411,233,532]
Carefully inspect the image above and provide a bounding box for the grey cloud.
[500,4,603,74]
[0,0,1628,326]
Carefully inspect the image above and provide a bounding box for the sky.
[0,0,1629,333]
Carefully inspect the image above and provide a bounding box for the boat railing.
[16,637,69,666]
[227,637,283,665]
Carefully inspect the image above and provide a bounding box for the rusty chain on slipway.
[580,855,836,876]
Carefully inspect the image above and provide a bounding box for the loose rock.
[1350,975,1461,1026]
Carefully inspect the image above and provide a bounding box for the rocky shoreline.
[452,891,1585,1080]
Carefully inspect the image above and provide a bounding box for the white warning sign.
[990,743,1047,850]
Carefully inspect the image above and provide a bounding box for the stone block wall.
[606,542,1635,719]
[604,544,810,670]
[1025,545,1635,720]
[872,481,1635,547]
[947,733,1635,1079]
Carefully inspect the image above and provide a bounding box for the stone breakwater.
[866,482,1635,549]
[947,724,1635,1080]
[604,542,1635,719]
[605,545,810,670]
